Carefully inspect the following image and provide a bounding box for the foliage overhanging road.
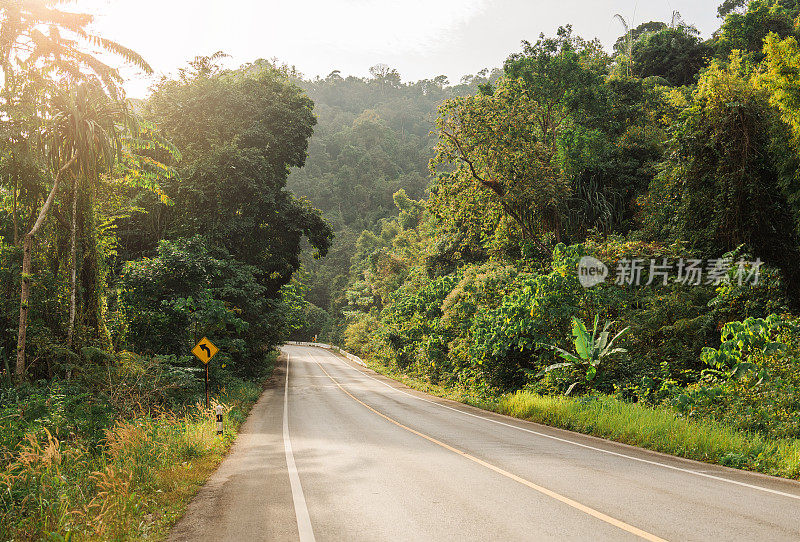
[169,345,800,541]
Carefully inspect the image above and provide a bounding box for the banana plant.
[540,315,629,395]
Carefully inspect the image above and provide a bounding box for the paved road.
[169,345,800,541]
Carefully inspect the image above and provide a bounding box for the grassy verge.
[359,357,800,480]
[0,356,273,541]
[498,392,800,478]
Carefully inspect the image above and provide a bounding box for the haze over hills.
[287,69,499,324]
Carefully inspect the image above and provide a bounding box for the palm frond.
[79,32,153,74]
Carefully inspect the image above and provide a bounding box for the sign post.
[216,404,224,435]
[191,337,219,408]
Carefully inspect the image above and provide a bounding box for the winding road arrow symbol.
[192,337,219,364]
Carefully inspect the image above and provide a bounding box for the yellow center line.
[312,357,668,542]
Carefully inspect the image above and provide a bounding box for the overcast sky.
[74,0,722,98]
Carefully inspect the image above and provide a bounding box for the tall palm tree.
[7,0,155,379]
[50,81,122,347]
[614,14,633,77]
[24,80,178,368]
[670,10,684,30]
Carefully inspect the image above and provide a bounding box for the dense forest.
[285,68,500,336]
[295,0,800,448]
[0,53,332,382]
[4,0,800,538]
[0,5,330,537]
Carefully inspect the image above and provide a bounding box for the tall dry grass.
[1,383,261,541]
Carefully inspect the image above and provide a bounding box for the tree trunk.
[80,196,110,349]
[15,155,76,380]
[16,232,33,378]
[11,172,19,245]
[67,176,78,348]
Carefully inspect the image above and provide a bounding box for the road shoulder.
[168,353,298,542]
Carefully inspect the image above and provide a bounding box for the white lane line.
[312,347,800,502]
[309,351,667,542]
[283,353,316,542]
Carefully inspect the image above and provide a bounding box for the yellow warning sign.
[192,337,219,364]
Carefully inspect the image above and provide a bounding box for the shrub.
[680,316,800,439]
[470,244,589,390]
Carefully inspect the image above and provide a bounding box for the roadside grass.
[498,392,800,478]
[358,357,800,480]
[0,360,270,541]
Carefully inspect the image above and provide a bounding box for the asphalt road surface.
[168,345,800,542]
